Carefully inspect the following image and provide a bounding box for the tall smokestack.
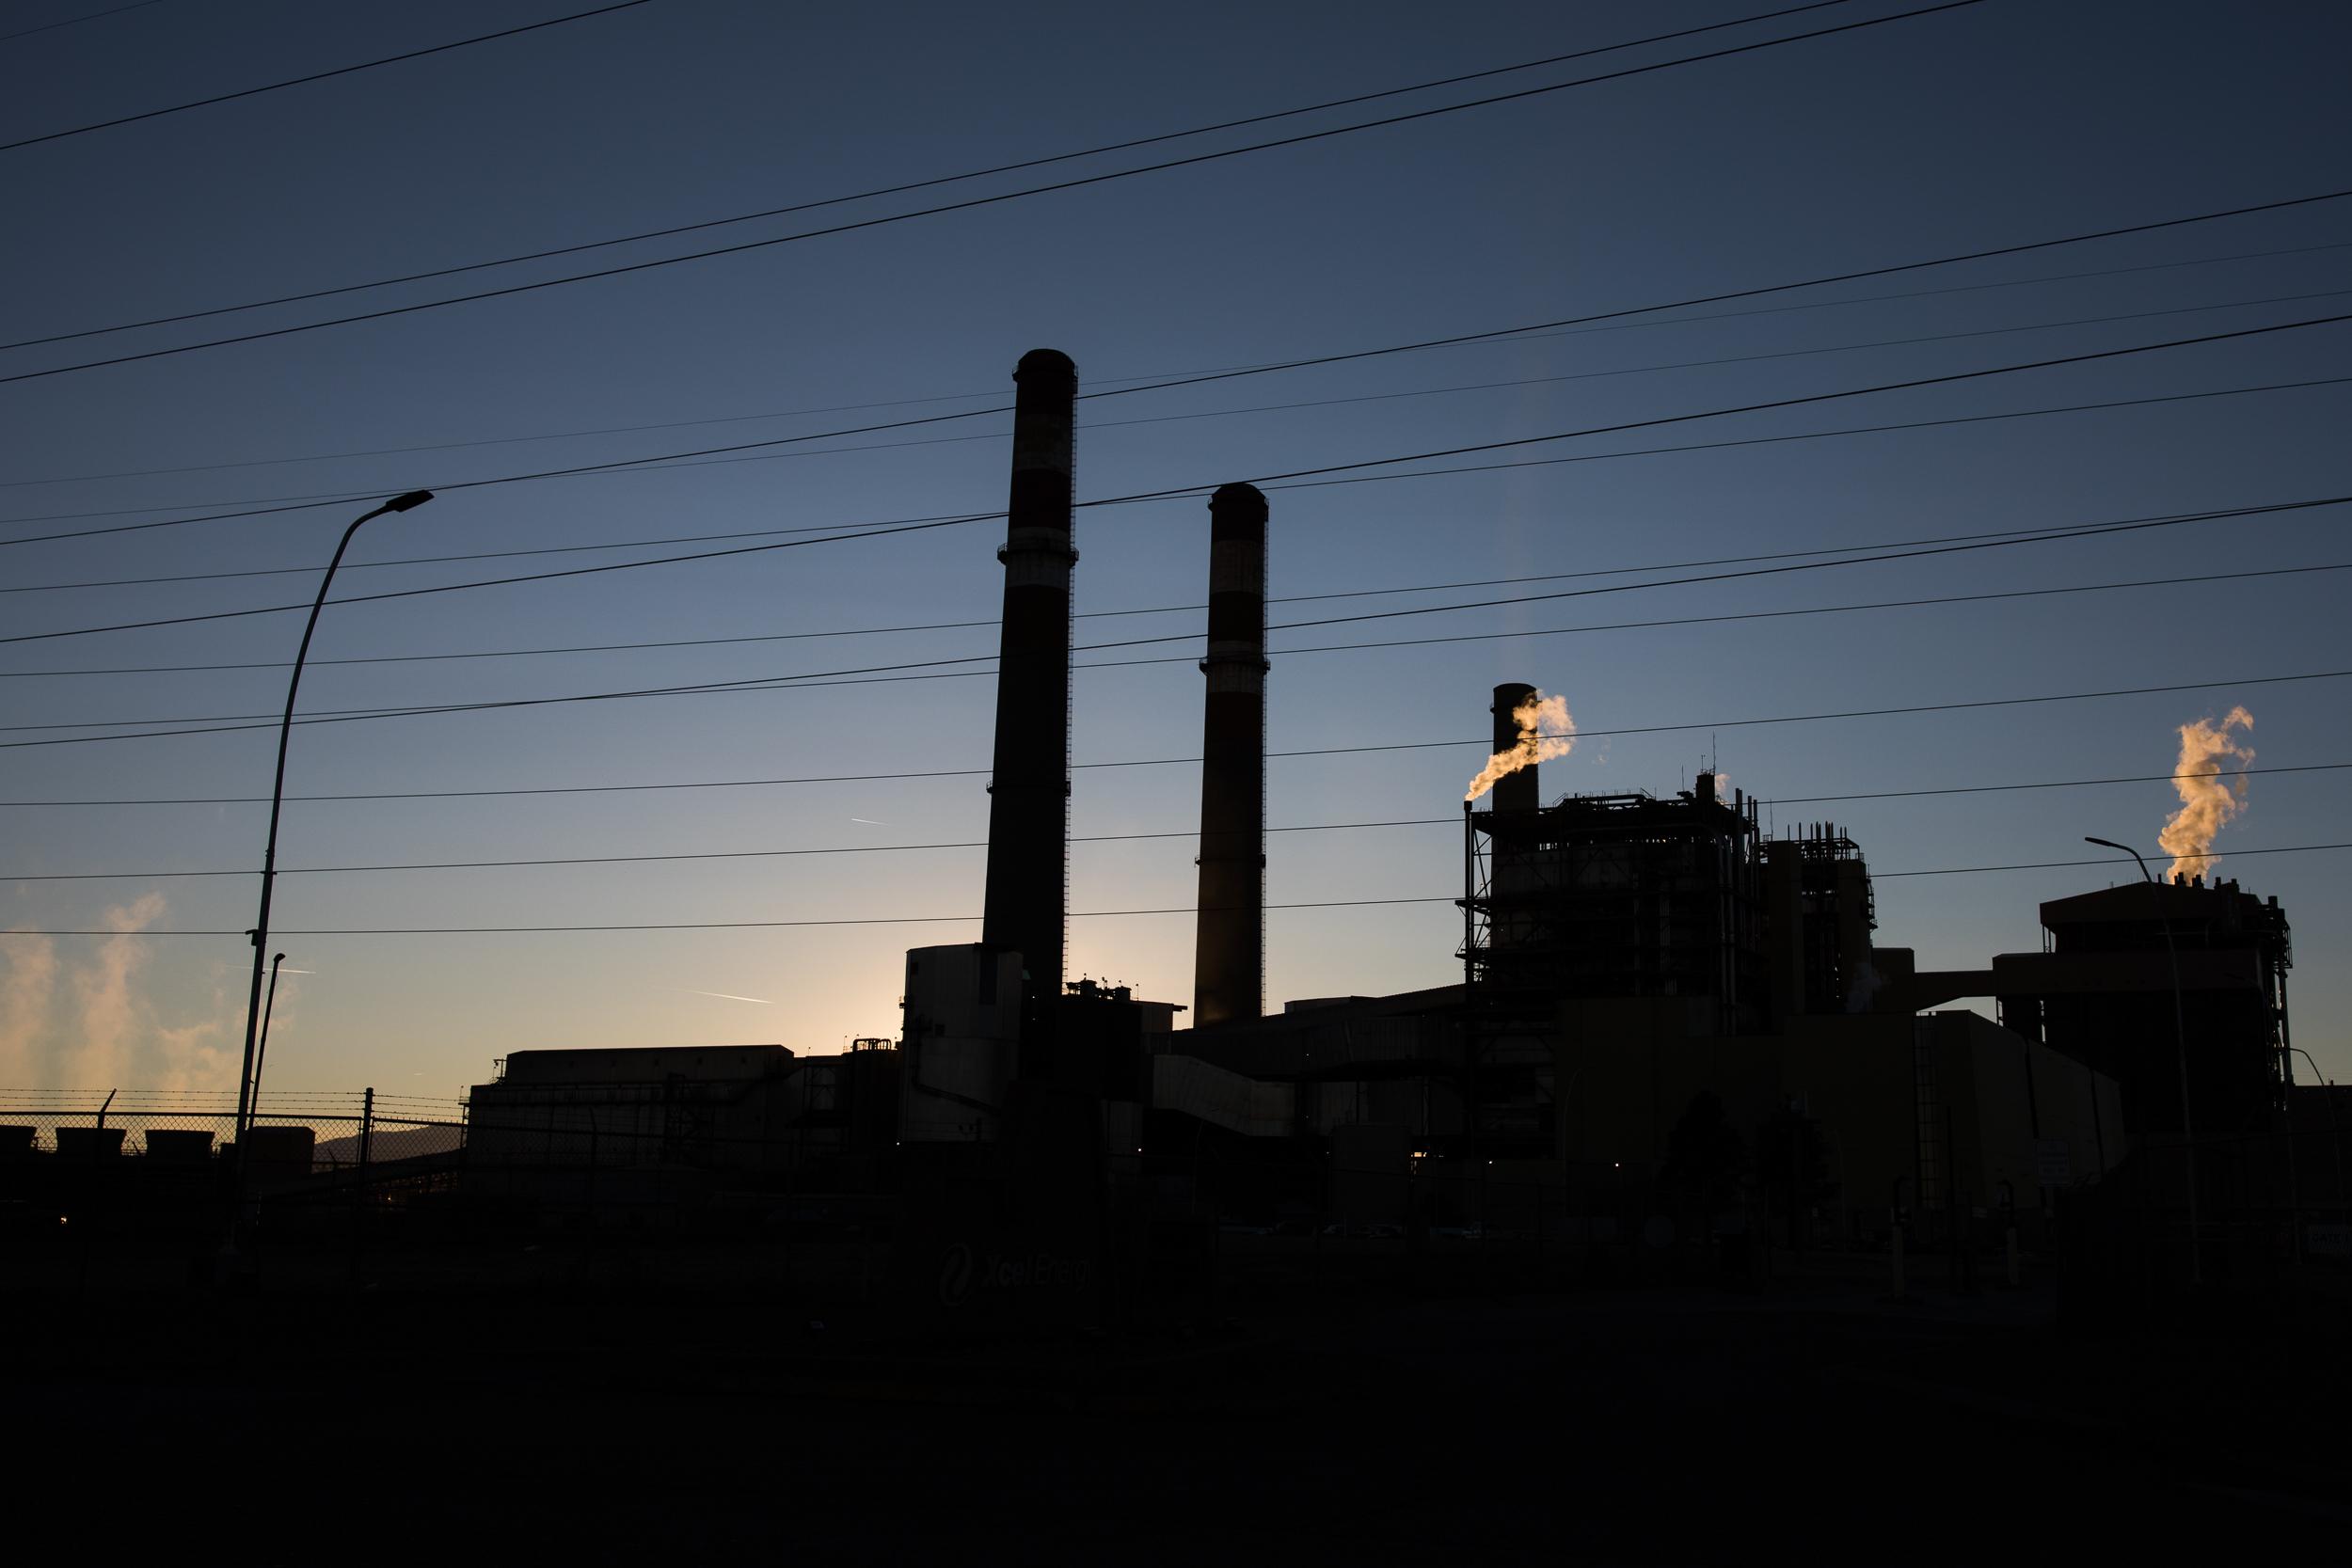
[981,349,1077,1004]
[1194,483,1269,1028]
[1491,683,1539,814]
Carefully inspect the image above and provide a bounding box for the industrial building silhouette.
[453,349,2305,1308]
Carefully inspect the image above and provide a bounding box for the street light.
[2287,1047,2345,1205]
[232,491,434,1140]
[2084,834,2201,1287]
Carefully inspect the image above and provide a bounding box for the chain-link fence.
[0,1088,466,1161]
[10,1085,2344,1320]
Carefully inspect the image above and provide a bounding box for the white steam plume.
[1466,690,1576,801]
[2159,705,2254,881]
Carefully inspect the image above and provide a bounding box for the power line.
[9,235,2347,497]
[8,236,2343,502]
[1103,313,2352,506]
[8,499,2340,745]
[9,766,2333,883]
[1258,374,2352,499]
[11,527,2343,742]
[1867,845,2352,879]
[0,507,1003,646]
[11,184,2350,551]
[8,843,2347,936]
[7,375,2341,649]
[13,364,2333,563]
[0,1,658,154]
[6,279,2342,569]
[1772,762,2345,806]
[19,553,2337,735]
[0,0,1987,379]
[1,665,2343,796]
[8,489,2307,676]
[0,1,1865,351]
[7,313,2346,654]
[0,0,170,45]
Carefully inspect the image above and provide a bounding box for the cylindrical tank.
[1194,483,1269,1028]
[980,350,1078,1005]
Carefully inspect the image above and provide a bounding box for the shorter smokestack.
[1491,683,1538,814]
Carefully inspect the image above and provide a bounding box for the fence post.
[351,1088,374,1288]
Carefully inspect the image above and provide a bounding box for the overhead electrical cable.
[7,372,2341,623]
[6,314,2346,651]
[7,495,2310,676]
[8,529,2342,739]
[3,657,2346,803]
[0,0,170,45]
[6,279,2342,555]
[11,233,2344,497]
[1870,847,2352,880]
[10,766,2337,882]
[10,559,2343,738]
[16,557,2342,735]
[0,0,1990,378]
[1093,313,2352,507]
[10,846,2348,936]
[9,184,2350,550]
[1259,375,2352,498]
[0,0,1865,349]
[5,668,2342,810]
[0,0,659,153]
[5,498,2340,743]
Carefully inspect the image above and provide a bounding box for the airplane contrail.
[675,988,774,1006]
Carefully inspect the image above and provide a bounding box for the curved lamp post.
[249,952,287,1119]
[232,491,434,1140]
[2084,834,2201,1286]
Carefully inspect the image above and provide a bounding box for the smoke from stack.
[2160,705,2254,881]
[1193,483,1269,1028]
[980,350,1078,1001]
[1468,688,1575,803]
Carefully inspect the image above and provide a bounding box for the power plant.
[27,347,2306,1322]
[453,348,2324,1312]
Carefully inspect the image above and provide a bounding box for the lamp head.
[384,490,435,513]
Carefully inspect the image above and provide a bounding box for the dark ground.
[8,1243,2347,1563]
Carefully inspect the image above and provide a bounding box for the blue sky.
[1,0,2346,1100]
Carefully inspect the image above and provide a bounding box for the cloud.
[0,895,247,1093]
[154,991,239,1094]
[0,931,59,1085]
[65,892,167,1089]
